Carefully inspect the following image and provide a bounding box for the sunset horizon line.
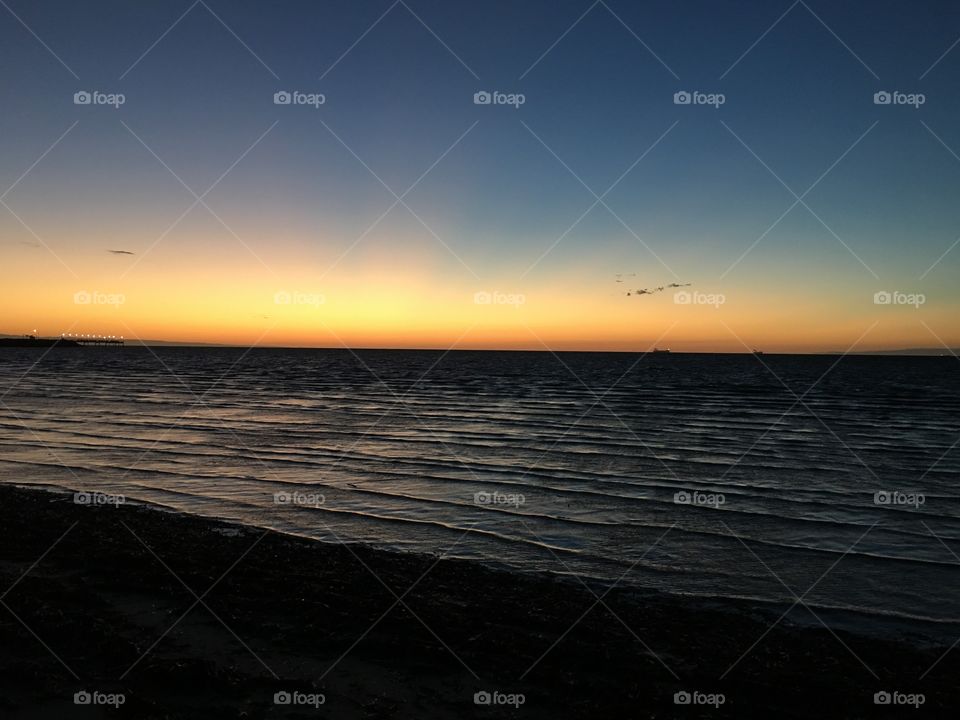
[3,330,955,356]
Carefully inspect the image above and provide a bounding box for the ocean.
[1,347,958,639]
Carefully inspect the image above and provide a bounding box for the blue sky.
[2,0,959,349]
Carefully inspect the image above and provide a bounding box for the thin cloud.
[107,249,135,255]
[0,240,41,248]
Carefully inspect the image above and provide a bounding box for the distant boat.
[652,348,671,354]
[752,349,764,356]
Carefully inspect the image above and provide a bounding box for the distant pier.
[72,337,123,347]
[68,335,124,347]
[0,334,125,348]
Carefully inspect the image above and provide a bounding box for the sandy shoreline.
[0,484,956,718]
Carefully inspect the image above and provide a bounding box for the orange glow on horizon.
[3,235,958,353]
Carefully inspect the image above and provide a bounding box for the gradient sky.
[2,0,959,351]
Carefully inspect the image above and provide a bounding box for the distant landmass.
[0,334,224,348]
[0,337,79,348]
[851,348,959,356]
[0,334,956,354]
[123,338,228,347]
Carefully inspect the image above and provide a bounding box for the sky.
[1,0,959,352]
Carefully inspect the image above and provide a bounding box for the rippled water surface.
[1,348,958,637]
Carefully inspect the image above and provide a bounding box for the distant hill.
[0,337,79,348]
[852,348,959,356]
[123,338,229,347]
[1,334,956,354]
[0,334,227,348]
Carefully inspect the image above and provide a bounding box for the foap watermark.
[674,90,725,108]
[274,691,325,708]
[74,691,125,708]
[873,91,925,109]
[474,690,525,708]
[474,90,525,108]
[274,491,325,507]
[74,90,125,108]
[874,490,925,509]
[874,690,925,708]
[74,290,125,307]
[473,290,525,307]
[474,490,525,508]
[74,492,125,507]
[274,90,325,108]
[674,490,725,509]
[674,690,725,708]
[674,290,725,308]
[274,290,325,307]
[873,290,925,308]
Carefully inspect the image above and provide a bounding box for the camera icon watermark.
[74,492,126,507]
[274,491,325,507]
[673,690,725,707]
[873,90,925,108]
[873,690,925,708]
[674,490,725,509]
[73,90,125,108]
[674,290,725,308]
[73,290,126,307]
[673,90,725,108]
[473,690,525,708]
[274,290,325,307]
[873,490,925,509]
[873,290,925,308]
[274,690,325,708]
[74,691,125,708]
[473,90,525,109]
[273,90,326,108]
[473,290,526,307]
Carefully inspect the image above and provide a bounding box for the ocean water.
[1,347,958,638]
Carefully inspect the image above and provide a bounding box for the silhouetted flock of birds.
[615,274,691,297]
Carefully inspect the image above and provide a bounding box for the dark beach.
[0,485,955,719]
